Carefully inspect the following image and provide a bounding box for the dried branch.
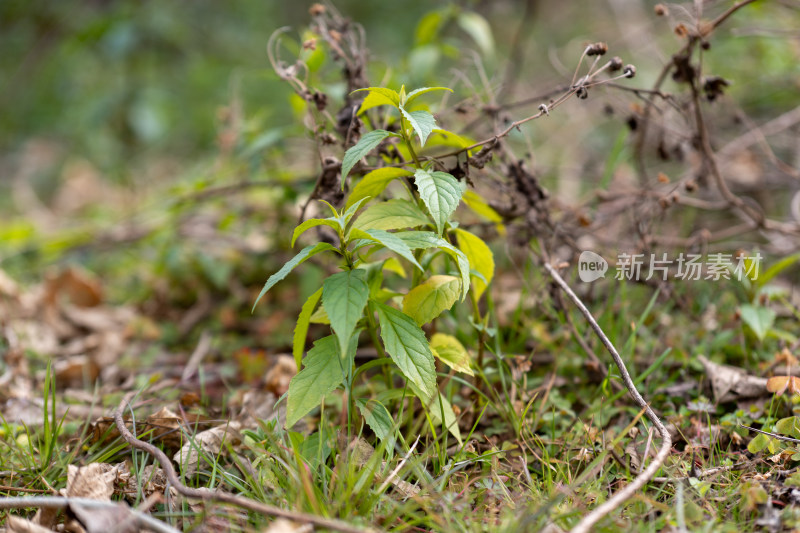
[113,396,375,533]
[541,262,671,533]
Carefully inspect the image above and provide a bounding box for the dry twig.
[113,395,375,533]
[542,262,672,533]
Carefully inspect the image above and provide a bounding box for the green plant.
[254,84,496,442]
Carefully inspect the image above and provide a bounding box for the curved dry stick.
[541,262,672,533]
[0,497,180,533]
[112,397,376,533]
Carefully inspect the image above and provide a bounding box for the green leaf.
[453,228,494,301]
[364,229,423,271]
[394,231,470,299]
[373,301,437,399]
[457,12,495,57]
[430,332,473,375]
[293,287,323,369]
[426,128,476,153]
[354,199,430,231]
[323,270,369,358]
[292,218,340,247]
[405,87,453,107]
[757,253,800,287]
[286,336,343,428]
[775,417,800,439]
[356,399,395,443]
[346,167,413,210]
[402,275,460,325]
[747,432,772,454]
[400,107,437,146]
[740,304,776,342]
[341,130,393,184]
[415,11,445,45]
[253,243,337,311]
[414,169,465,236]
[341,197,371,226]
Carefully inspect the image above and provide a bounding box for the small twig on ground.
[113,395,375,533]
[0,497,180,533]
[740,424,800,445]
[652,461,750,483]
[542,262,672,533]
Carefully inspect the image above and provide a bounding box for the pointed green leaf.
[286,335,343,428]
[346,167,414,210]
[341,130,393,183]
[394,231,470,299]
[322,270,369,357]
[430,333,473,375]
[341,196,371,226]
[405,87,453,107]
[292,218,340,247]
[292,287,323,368]
[364,229,423,271]
[740,304,775,342]
[454,228,494,301]
[402,275,460,325]
[414,169,466,235]
[309,305,330,324]
[400,107,437,146]
[353,87,400,106]
[253,243,337,311]
[358,90,399,114]
[354,199,430,231]
[373,301,437,399]
[356,399,395,443]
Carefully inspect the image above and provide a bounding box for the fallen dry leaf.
[64,463,117,500]
[766,376,800,396]
[6,515,53,533]
[173,421,242,476]
[264,354,297,396]
[699,355,768,403]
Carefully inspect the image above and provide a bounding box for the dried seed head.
[623,64,636,78]
[309,3,325,16]
[701,40,711,50]
[657,172,670,183]
[654,3,668,16]
[538,103,550,116]
[609,56,623,72]
[587,42,608,56]
[703,76,730,101]
[684,179,697,192]
[659,196,670,209]
[303,38,317,51]
[674,23,689,38]
[576,86,589,99]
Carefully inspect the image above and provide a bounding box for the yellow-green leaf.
[346,167,413,210]
[354,199,430,231]
[292,287,322,368]
[453,228,494,301]
[462,190,505,236]
[430,333,473,375]
[402,275,460,325]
